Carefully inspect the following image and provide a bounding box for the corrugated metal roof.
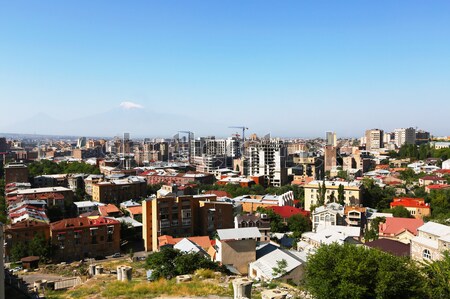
[217,227,261,240]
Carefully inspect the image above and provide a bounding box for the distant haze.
[1,1,449,137]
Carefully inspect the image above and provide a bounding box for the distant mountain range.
[1,108,229,138]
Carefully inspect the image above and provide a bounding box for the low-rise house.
[364,238,410,257]
[267,206,309,223]
[158,235,212,252]
[411,221,450,262]
[73,201,105,216]
[215,227,261,275]
[378,217,423,244]
[173,238,209,257]
[249,243,306,285]
[50,216,120,262]
[98,204,122,218]
[235,213,270,242]
[344,206,367,229]
[301,226,361,248]
[425,184,450,193]
[125,205,142,221]
[232,191,295,213]
[419,175,447,186]
[389,198,430,219]
[311,203,345,232]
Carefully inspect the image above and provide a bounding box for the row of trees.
[388,143,450,163]
[28,159,100,178]
[305,243,450,299]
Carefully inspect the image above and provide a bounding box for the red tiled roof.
[434,169,450,174]
[379,217,424,236]
[98,204,121,216]
[126,206,142,215]
[267,206,309,219]
[420,176,443,181]
[51,216,119,231]
[390,198,430,209]
[426,184,450,190]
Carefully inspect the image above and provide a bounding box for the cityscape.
[2,1,450,299]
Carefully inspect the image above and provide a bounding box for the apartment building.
[142,194,234,252]
[365,129,384,151]
[394,127,416,147]
[50,216,120,262]
[248,139,288,187]
[4,220,50,262]
[292,153,324,180]
[92,176,147,203]
[304,180,363,211]
[4,163,29,184]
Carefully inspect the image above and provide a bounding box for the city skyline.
[1,1,450,136]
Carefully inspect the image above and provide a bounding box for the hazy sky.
[1,1,450,138]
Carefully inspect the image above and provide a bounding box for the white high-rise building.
[248,139,287,187]
[394,127,416,147]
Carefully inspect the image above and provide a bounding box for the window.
[423,249,432,260]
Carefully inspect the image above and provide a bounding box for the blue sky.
[1,1,450,138]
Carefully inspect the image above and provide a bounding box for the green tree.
[337,170,348,180]
[146,247,181,279]
[364,217,386,241]
[386,206,412,218]
[422,251,450,299]
[146,247,226,280]
[28,233,53,262]
[337,184,345,205]
[316,181,326,206]
[11,242,28,262]
[272,259,288,278]
[305,243,426,299]
[287,214,311,238]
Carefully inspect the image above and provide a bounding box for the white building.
[411,222,450,262]
[248,139,287,187]
[394,127,416,147]
[442,159,450,170]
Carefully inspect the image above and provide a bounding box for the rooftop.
[217,227,261,240]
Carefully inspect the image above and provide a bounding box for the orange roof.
[375,165,390,170]
[98,204,121,216]
[379,217,424,236]
[158,235,212,250]
[126,206,142,215]
[390,198,429,209]
[344,206,366,214]
[426,184,450,190]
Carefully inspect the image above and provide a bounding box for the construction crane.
[229,126,248,157]
[229,126,248,142]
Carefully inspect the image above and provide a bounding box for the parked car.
[112,253,121,258]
